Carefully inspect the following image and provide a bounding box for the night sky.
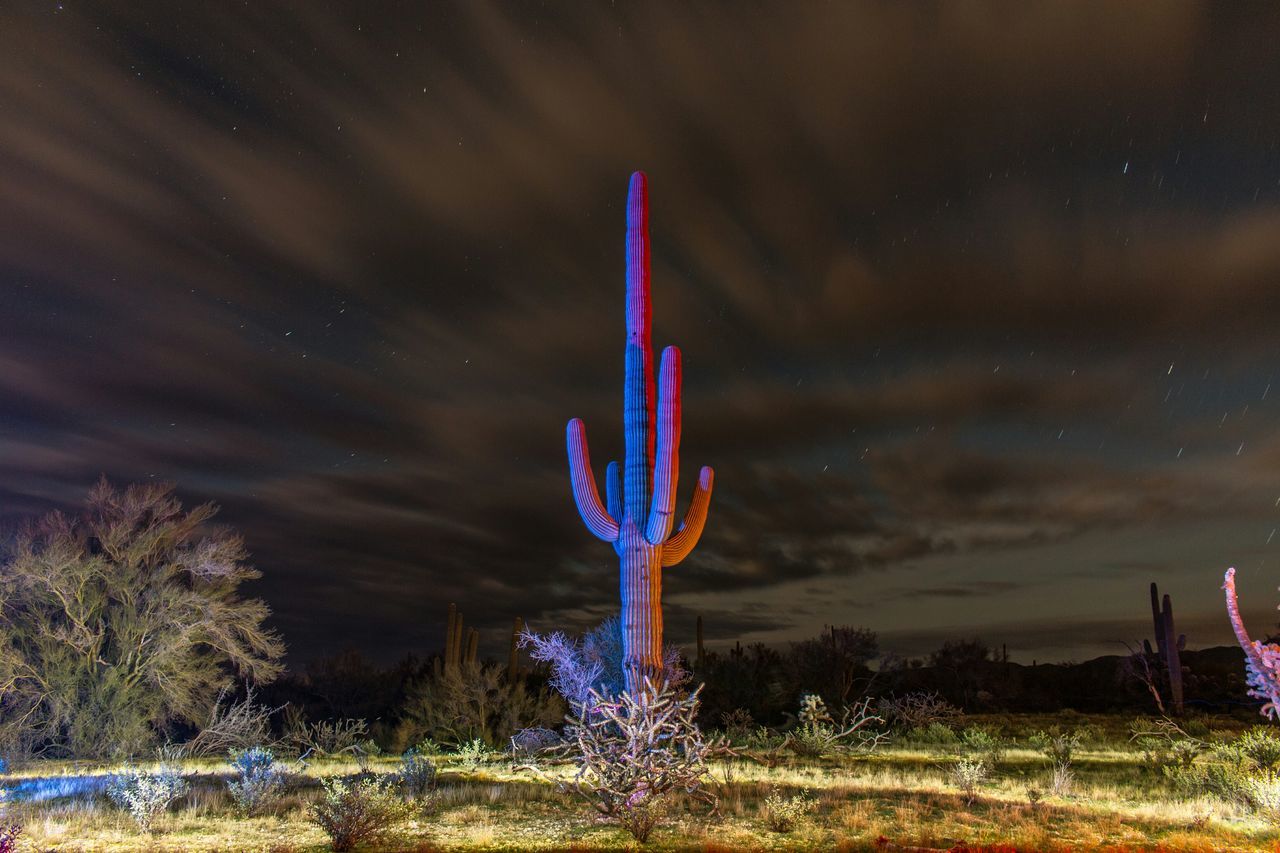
[4,3,1280,667]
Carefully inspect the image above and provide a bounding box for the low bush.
[950,757,989,804]
[107,764,190,831]
[960,726,1005,764]
[761,789,817,833]
[227,746,287,816]
[309,775,414,852]
[903,721,960,746]
[398,748,437,800]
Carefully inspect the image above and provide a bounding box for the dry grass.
[3,719,1280,852]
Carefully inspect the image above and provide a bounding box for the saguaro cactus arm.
[605,460,623,523]
[646,345,682,544]
[662,466,714,566]
[1223,567,1280,719]
[567,418,620,542]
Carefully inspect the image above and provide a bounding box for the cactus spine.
[566,172,715,695]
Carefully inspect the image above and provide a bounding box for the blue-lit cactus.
[566,172,715,695]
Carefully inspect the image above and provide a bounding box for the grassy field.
[4,713,1280,852]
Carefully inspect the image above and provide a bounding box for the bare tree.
[0,479,285,758]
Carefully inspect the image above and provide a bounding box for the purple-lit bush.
[519,616,683,712]
[0,823,18,853]
[226,746,287,816]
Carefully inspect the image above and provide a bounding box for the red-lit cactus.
[566,172,714,696]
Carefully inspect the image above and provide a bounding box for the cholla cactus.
[1223,567,1280,718]
[566,172,715,695]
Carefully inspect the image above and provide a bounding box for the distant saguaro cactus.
[1224,567,1280,719]
[1144,582,1185,715]
[566,172,715,695]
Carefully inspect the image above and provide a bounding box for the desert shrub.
[960,726,1006,764]
[1226,726,1280,779]
[0,790,18,853]
[520,617,685,712]
[950,757,989,804]
[1165,760,1250,804]
[1025,785,1044,808]
[786,693,886,757]
[186,685,283,757]
[719,708,755,743]
[0,481,284,759]
[1029,728,1084,770]
[398,748,437,799]
[107,764,190,831]
[454,737,490,768]
[876,691,963,730]
[509,726,562,759]
[1169,726,1280,812]
[309,775,414,852]
[227,746,287,816]
[394,662,563,750]
[283,708,369,758]
[565,680,713,839]
[761,789,817,833]
[1049,763,1074,796]
[903,721,960,746]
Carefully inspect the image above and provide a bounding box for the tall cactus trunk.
[620,525,663,688]
[565,172,716,696]
[1162,594,1184,715]
[1150,583,1167,660]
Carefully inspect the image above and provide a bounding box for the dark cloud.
[1,2,1279,664]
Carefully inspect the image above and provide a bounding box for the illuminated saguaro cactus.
[566,172,715,696]
[1223,567,1280,718]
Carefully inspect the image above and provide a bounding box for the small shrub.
[960,726,1006,764]
[786,694,886,757]
[227,746,287,816]
[1165,761,1250,804]
[1029,728,1084,769]
[566,680,713,839]
[509,726,561,759]
[904,721,959,746]
[0,792,17,853]
[283,708,369,758]
[414,738,443,756]
[950,757,989,804]
[761,789,817,833]
[1025,786,1043,809]
[1049,763,1074,796]
[454,737,489,768]
[876,691,963,730]
[398,748,438,800]
[1229,726,1280,780]
[719,708,755,743]
[0,824,18,853]
[107,764,190,831]
[616,797,666,843]
[309,775,414,852]
[1245,775,1280,822]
